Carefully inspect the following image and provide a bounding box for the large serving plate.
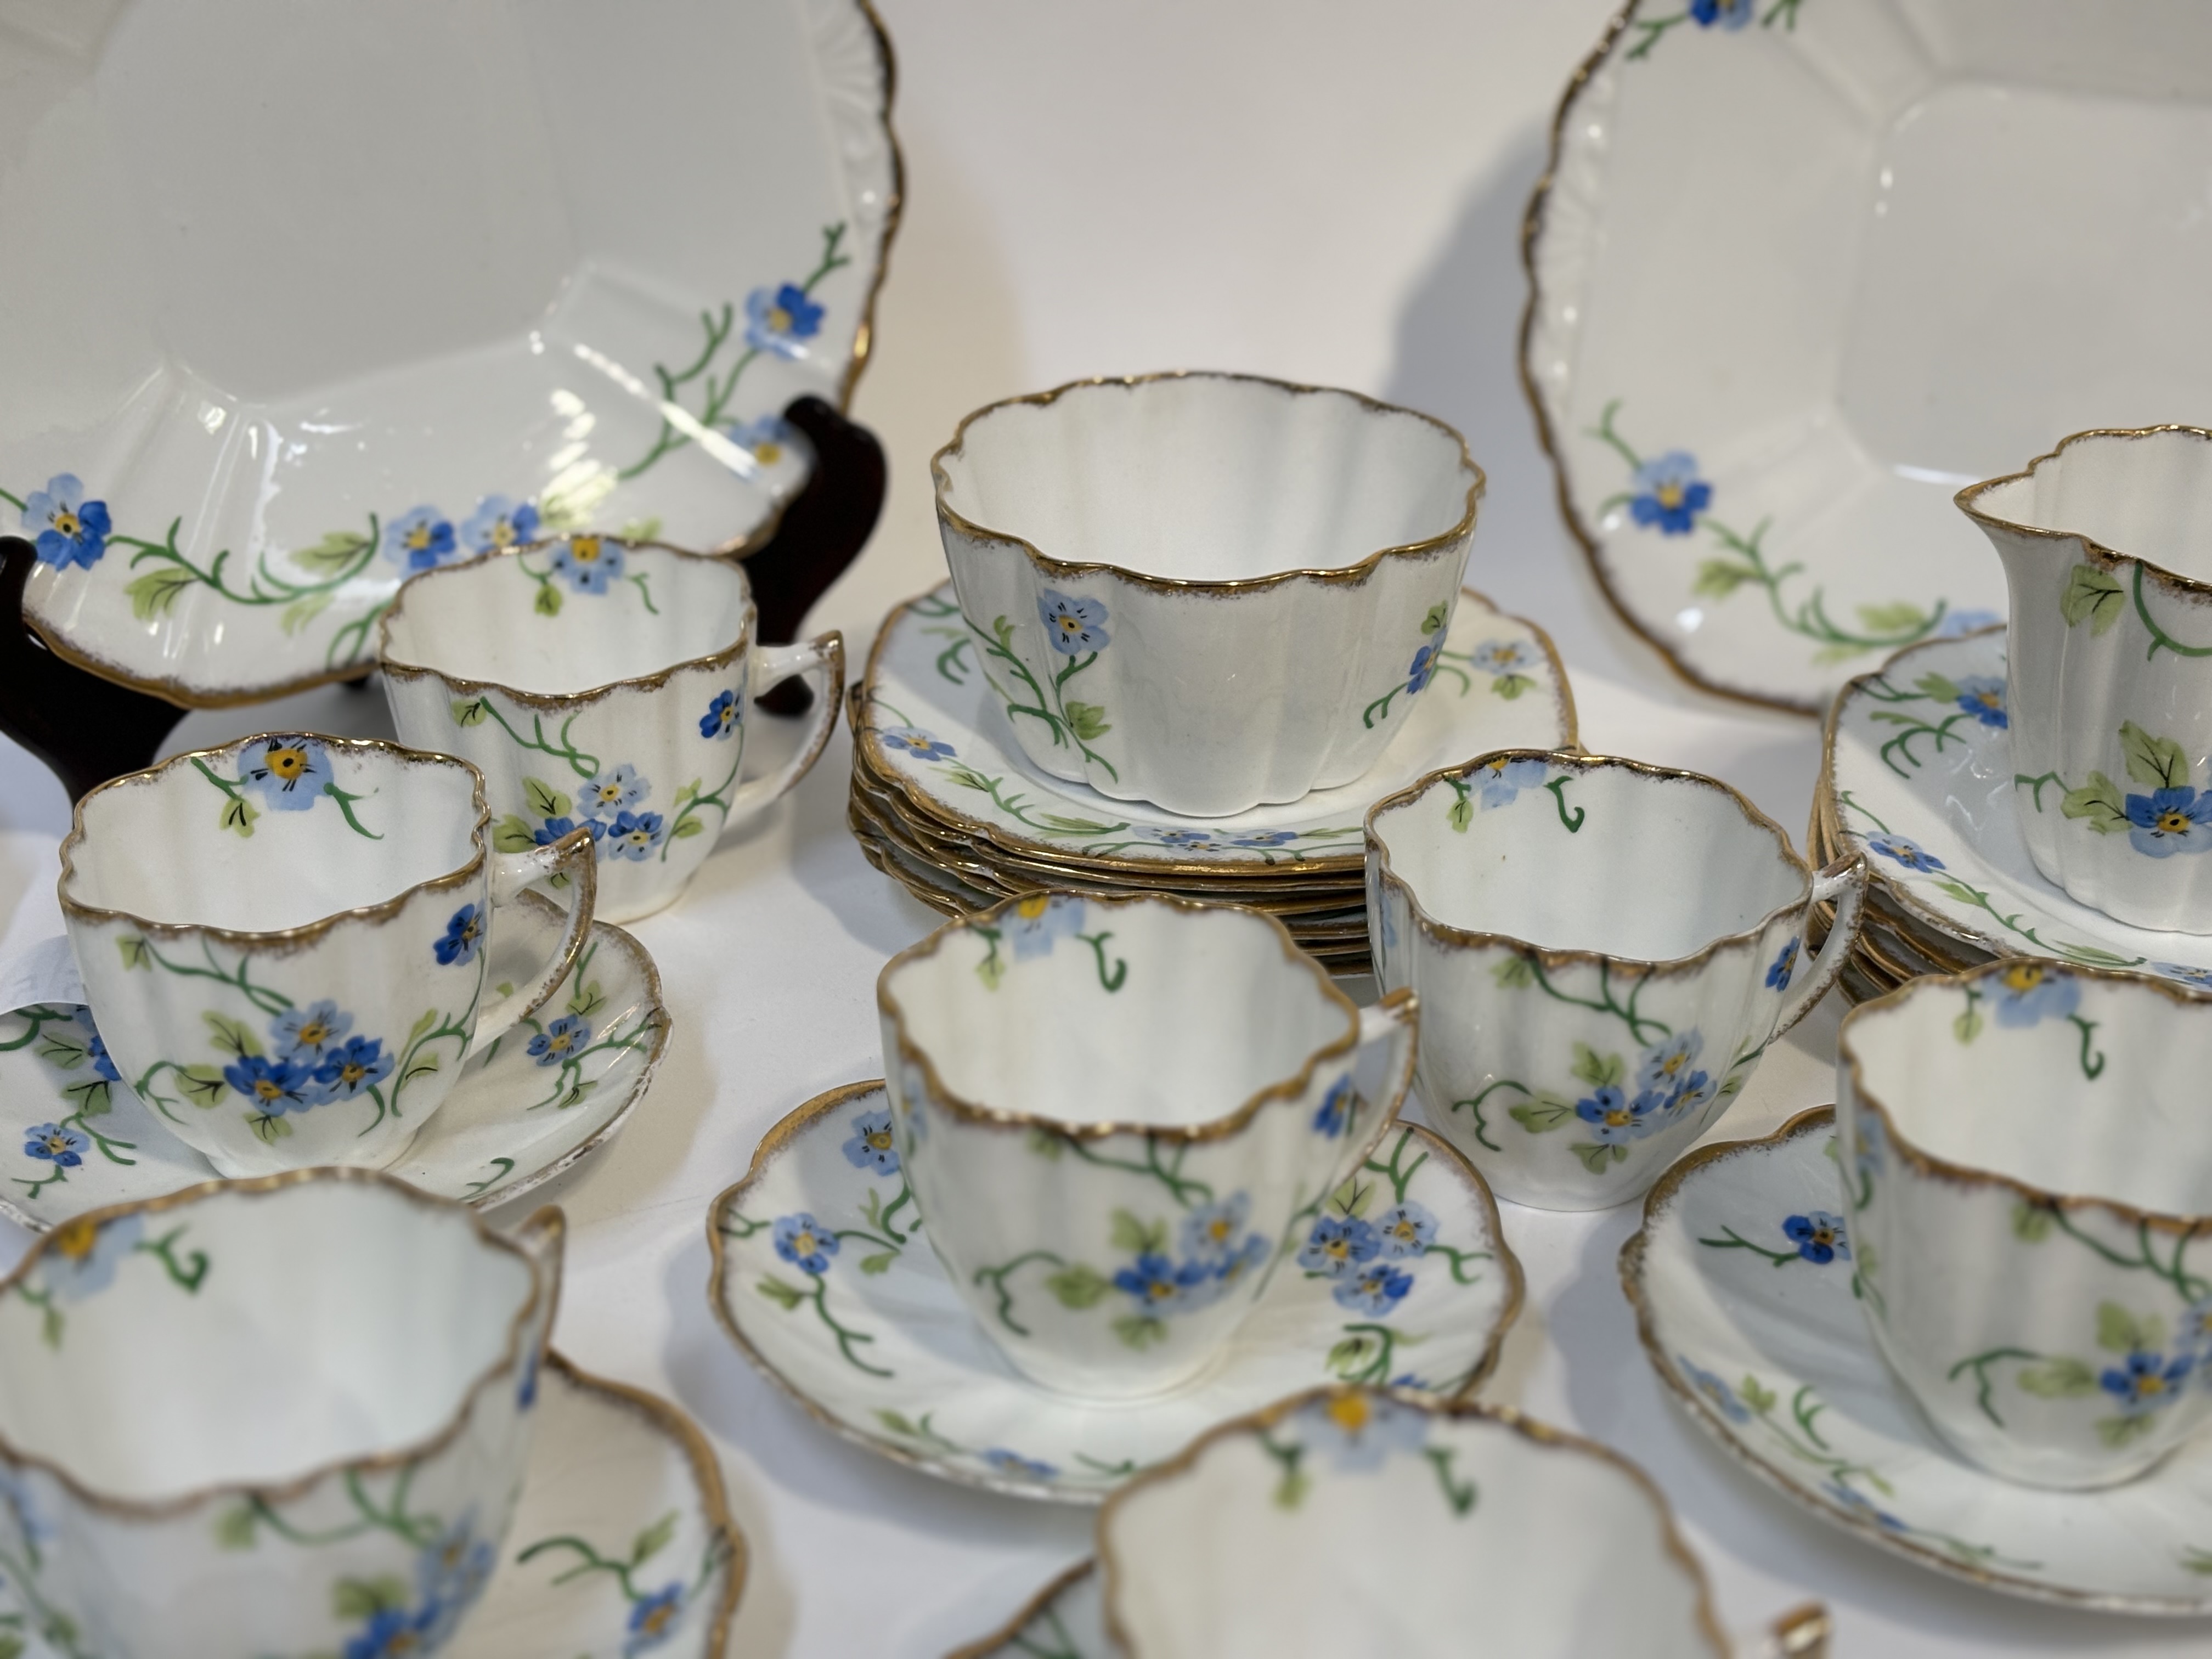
[0,0,899,705]
[1523,0,2212,713]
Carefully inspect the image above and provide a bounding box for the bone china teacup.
[380,537,845,923]
[1365,752,1867,1212]
[1838,961,2212,1489]
[878,892,1418,1400]
[933,371,1484,817]
[61,735,596,1178]
[0,1175,561,1658]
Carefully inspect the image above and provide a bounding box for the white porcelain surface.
[1960,428,2212,934]
[878,893,1416,1398]
[935,373,1482,816]
[382,543,844,923]
[708,1083,1520,1503]
[1838,964,2212,1489]
[1367,752,1864,1210]
[1525,0,2212,712]
[858,582,1574,869]
[0,0,896,705]
[1097,1387,1725,1658]
[1624,1106,2212,1612]
[60,737,596,1177]
[0,1175,554,1657]
[1827,628,2212,985]
[1,898,668,1230]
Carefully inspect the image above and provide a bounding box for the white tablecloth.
[0,4,2202,1652]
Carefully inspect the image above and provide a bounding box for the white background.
[1,2,2205,1653]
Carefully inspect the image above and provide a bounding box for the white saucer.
[0,900,669,1230]
[1622,1107,2212,1613]
[708,1084,1523,1503]
[948,1561,1102,1659]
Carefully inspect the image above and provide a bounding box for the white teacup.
[933,371,1483,817]
[1839,961,2212,1489]
[1367,752,1866,1211]
[61,735,596,1178]
[380,538,844,923]
[0,1175,560,1659]
[879,892,1418,1400]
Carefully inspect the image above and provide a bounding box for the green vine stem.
[1545,775,1584,832]
[1697,1225,1807,1267]
[465,1156,517,1195]
[2134,562,2212,661]
[971,1249,1064,1337]
[2034,1208,2211,1302]
[1075,930,1128,992]
[1063,1135,1214,1209]
[1449,1081,1521,1153]
[1525,955,1671,1047]
[126,936,294,1018]
[724,1211,891,1378]
[1946,1346,2043,1430]
[458,699,602,782]
[659,749,746,861]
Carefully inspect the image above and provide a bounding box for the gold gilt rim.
[1092,1382,1731,1659]
[930,371,1485,595]
[1619,1104,2212,1615]
[0,1171,551,1521]
[942,1558,1097,1659]
[834,0,905,413]
[878,889,1407,1143]
[1954,425,2212,603]
[853,581,1579,881]
[1838,960,2212,1233]
[707,1084,1520,1507]
[1365,749,1818,979]
[56,733,513,947]
[543,1350,748,1651]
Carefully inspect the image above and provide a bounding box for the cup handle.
[471,825,599,1049]
[716,630,847,833]
[1729,1602,1829,1659]
[1329,986,1421,1188]
[508,1205,568,1329]
[1774,853,1868,1039]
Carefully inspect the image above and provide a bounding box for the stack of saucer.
[846,582,1577,974]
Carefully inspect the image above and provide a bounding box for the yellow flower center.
[2000,963,2046,994]
[571,535,602,564]
[489,518,517,546]
[865,1130,891,1153]
[405,523,435,550]
[641,1602,675,1635]
[754,440,783,464]
[52,1218,97,1261]
[53,509,80,537]
[1655,481,1684,510]
[766,304,793,333]
[255,1079,284,1102]
[298,1020,329,1047]
[1324,1393,1372,1436]
[1604,1106,1632,1127]
[2161,810,2193,834]
[1017,894,1051,920]
[41,1133,68,1153]
[791,1231,817,1256]
[341,1063,367,1086]
[548,1030,574,1053]
[267,746,309,781]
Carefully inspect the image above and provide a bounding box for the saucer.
[855,583,1575,873]
[1822,629,2212,985]
[0,899,669,1229]
[947,1561,1102,1658]
[707,1084,1523,1503]
[1621,1107,2212,1612]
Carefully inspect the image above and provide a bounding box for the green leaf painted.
[279,589,334,636]
[1857,601,1929,634]
[756,1277,804,1310]
[125,566,198,620]
[1492,673,1534,701]
[1932,878,1982,905]
[1111,1313,1167,1351]
[2062,771,2129,834]
[1570,1042,1622,1089]
[1045,1263,1110,1308]
[671,815,707,839]
[1912,672,1961,704]
[492,814,539,854]
[2060,563,2124,634]
[180,1065,228,1108]
[452,697,489,727]
[219,794,258,838]
[1692,558,1752,599]
[859,1252,894,1276]
[1491,956,1534,989]
[1571,1141,1623,1173]
[630,1511,678,1566]
[213,1505,258,1550]
[204,1011,261,1058]
[1065,701,1111,741]
[332,1577,409,1620]
[1421,602,1452,634]
[1739,1375,1778,1415]
[2010,1200,2054,1243]
[117,937,151,971]
[1953,1006,1983,1045]
[1447,795,1473,832]
[534,583,563,617]
[1109,1209,1166,1256]
[2098,1412,2159,1449]
[290,529,372,574]
[249,1112,293,1144]
[2097,1301,2148,1355]
[1508,1096,1576,1133]
[1024,1127,1065,1160]
[2017,1356,2097,1398]
[2120,721,2190,792]
[522,777,572,820]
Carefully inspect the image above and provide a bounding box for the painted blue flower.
[1690,0,1757,26]
[1141,825,1227,850]
[345,1605,437,1659]
[549,532,625,594]
[1474,754,1549,809]
[605,810,668,861]
[842,1108,899,1176]
[2126,786,2212,857]
[73,1007,119,1082]
[744,281,827,357]
[1951,675,2007,729]
[1637,1030,1704,1096]
[724,413,803,466]
[24,1123,87,1167]
[239,736,334,811]
[1038,590,1110,654]
[2155,962,2212,990]
[1335,1260,1414,1316]
[876,726,957,763]
[773,1212,839,1275]
[625,1582,687,1654]
[272,998,352,1065]
[982,1448,1058,1481]
[21,474,111,570]
[1233,830,1299,848]
[38,1211,145,1301]
[1004,893,1085,959]
[1295,1391,1430,1470]
[517,1347,540,1411]
[1208,1233,1272,1299]
[2177,1295,2212,1359]
[1852,1112,1888,1183]
[1766,936,1799,991]
[1373,1200,1438,1260]
[382,505,458,572]
[1311,1076,1356,1138]
[1469,639,1538,675]
[1627,451,1710,534]
[1824,1480,1907,1532]
[1987,962,2080,1027]
[528,1014,591,1066]
[1577,1084,1662,1144]
[1783,1211,1849,1265]
[311,1037,393,1104]
[2102,1348,2193,1415]
[535,814,606,851]
[224,1054,319,1115]
[1933,608,2002,640]
[436,903,484,967]
[701,689,741,740]
[1180,1193,1253,1264]
[1864,832,1944,872]
[416,1515,496,1643]
[1678,1356,1751,1424]
[458,495,540,557]
[1111,1250,1210,1314]
[1298,1214,1379,1277]
[1406,631,1447,695]
[1658,1069,1717,1127]
[580,764,650,816]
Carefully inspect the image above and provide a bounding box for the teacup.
[0,1173,560,1658]
[1959,425,2212,933]
[1097,1385,1815,1658]
[933,371,1483,817]
[61,735,596,1178]
[1365,752,1866,1211]
[1837,961,2212,1488]
[878,891,1418,1400]
[380,537,844,923]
